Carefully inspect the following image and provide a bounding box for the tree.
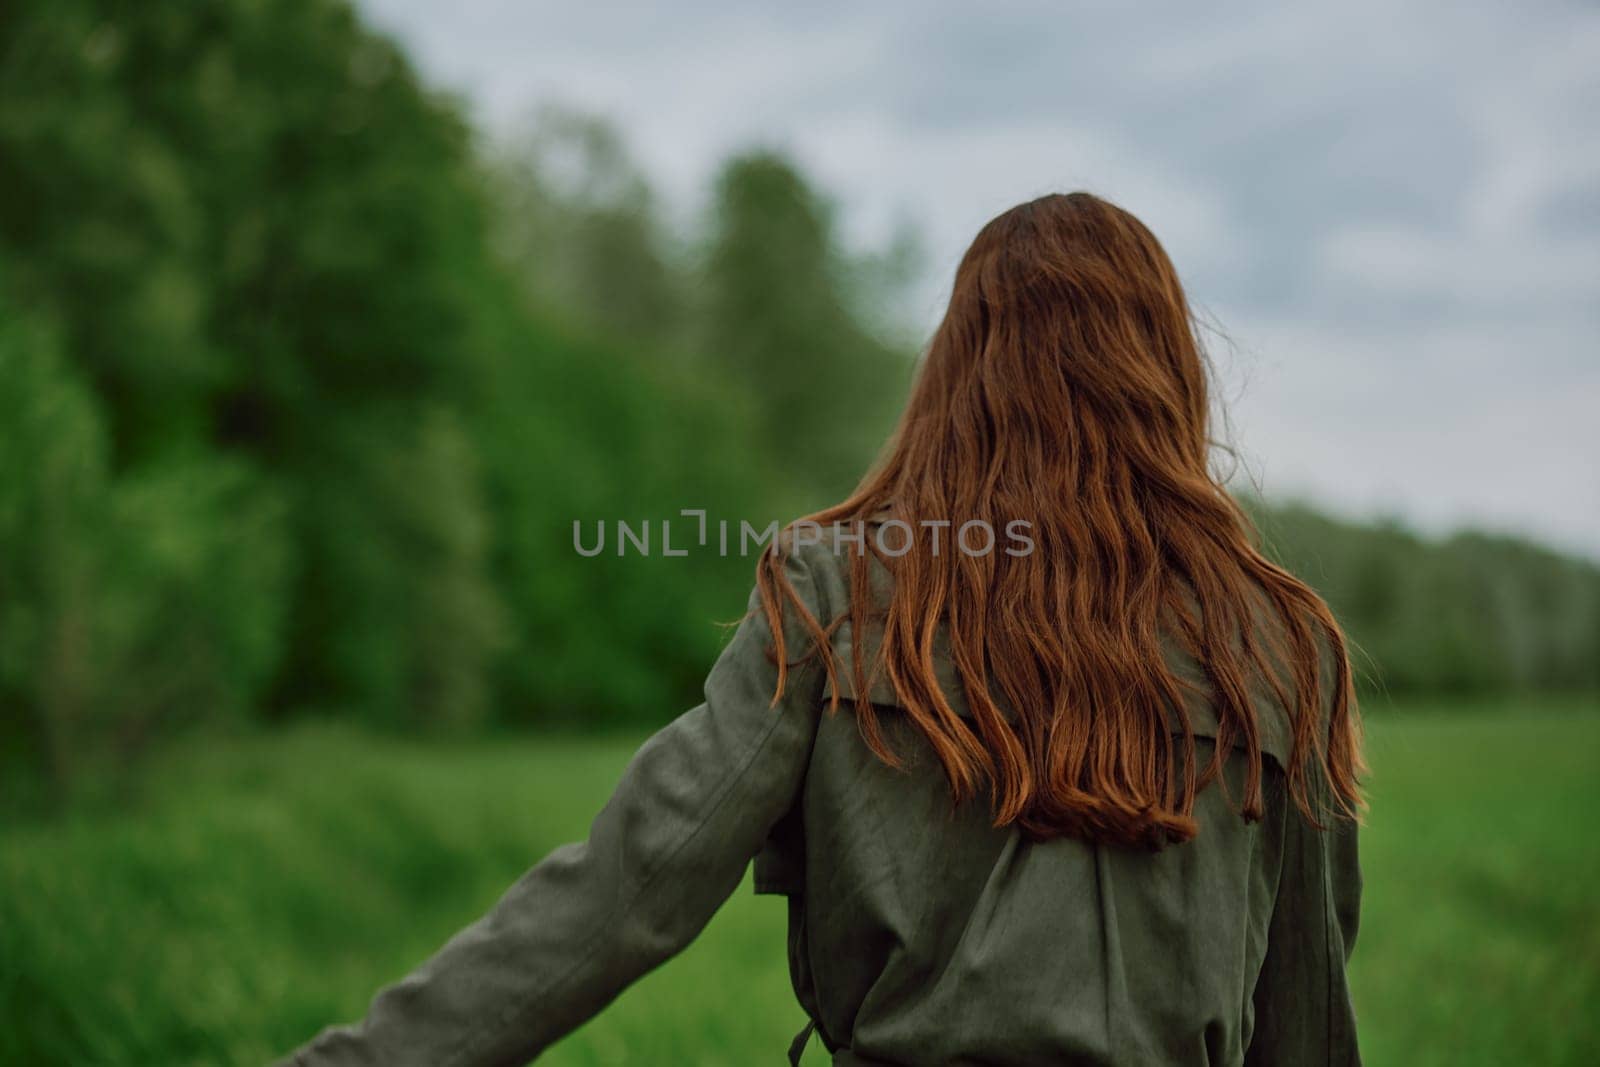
[699,151,911,503]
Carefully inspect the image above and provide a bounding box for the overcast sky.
[360,0,1599,560]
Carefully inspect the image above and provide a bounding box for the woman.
[282,192,1365,1066]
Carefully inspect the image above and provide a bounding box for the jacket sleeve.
[1243,774,1363,1067]
[278,549,829,1067]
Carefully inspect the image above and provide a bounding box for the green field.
[3,704,1597,1066]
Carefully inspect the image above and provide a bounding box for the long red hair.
[757,192,1363,848]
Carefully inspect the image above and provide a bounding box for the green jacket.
[281,540,1361,1066]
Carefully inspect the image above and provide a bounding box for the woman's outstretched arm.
[278,548,828,1067]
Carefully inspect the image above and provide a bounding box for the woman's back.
[756,536,1361,1066]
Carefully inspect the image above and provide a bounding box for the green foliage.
[487,104,686,345]
[280,404,504,731]
[0,305,108,801]
[2,708,1596,1065]
[699,151,910,500]
[0,0,513,743]
[1248,498,1600,697]
[471,307,779,725]
[0,298,292,804]
[97,455,291,741]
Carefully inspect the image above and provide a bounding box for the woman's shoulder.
[768,515,894,609]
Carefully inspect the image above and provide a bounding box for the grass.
[2,701,1597,1065]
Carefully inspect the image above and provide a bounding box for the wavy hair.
[757,192,1363,848]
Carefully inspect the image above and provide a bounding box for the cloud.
[1213,310,1600,552]
[1316,225,1600,312]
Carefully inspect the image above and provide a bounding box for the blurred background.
[0,1,1595,1064]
